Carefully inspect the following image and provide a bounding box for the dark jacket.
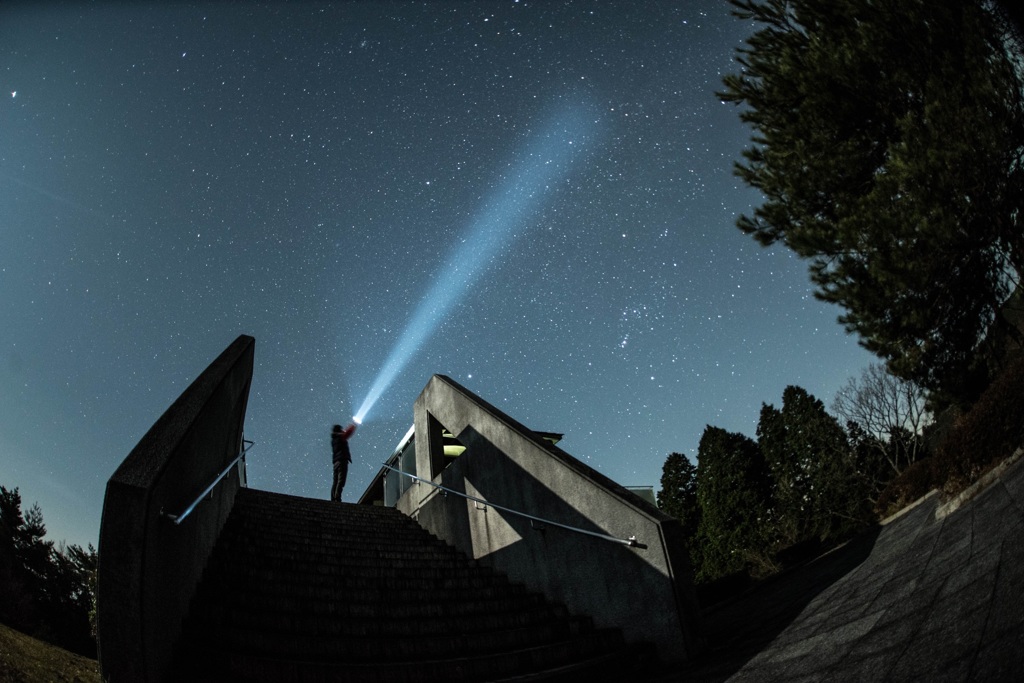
[332,425,355,464]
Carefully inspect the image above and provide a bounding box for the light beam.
[353,101,599,424]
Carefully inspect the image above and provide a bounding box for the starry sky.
[1,1,874,550]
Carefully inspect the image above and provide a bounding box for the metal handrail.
[163,438,255,525]
[381,463,647,549]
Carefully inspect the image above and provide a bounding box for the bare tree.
[832,364,932,475]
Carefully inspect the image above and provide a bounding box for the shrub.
[875,457,937,519]
[933,355,1024,494]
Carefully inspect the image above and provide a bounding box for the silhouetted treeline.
[658,383,925,592]
[0,485,97,657]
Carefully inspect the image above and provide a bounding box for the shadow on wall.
[472,424,689,606]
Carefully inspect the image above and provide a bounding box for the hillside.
[0,623,100,683]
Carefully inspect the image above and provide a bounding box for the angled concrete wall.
[397,375,703,663]
[97,335,254,683]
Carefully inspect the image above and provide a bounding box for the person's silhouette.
[330,423,356,501]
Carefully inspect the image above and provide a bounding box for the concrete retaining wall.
[397,375,703,663]
[97,335,254,683]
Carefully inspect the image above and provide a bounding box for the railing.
[382,463,647,549]
[162,438,255,525]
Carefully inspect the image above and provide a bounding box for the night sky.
[1,1,873,550]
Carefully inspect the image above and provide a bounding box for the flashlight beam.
[353,102,599,423]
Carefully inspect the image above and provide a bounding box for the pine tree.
[756,401,803,546]
[722,0,1024,403]
[657,452,700,566]
[694,427,774,580]
[0,486,50,634]
[45,542,98,657]
[757,386,869,547]
[0,484,97,656]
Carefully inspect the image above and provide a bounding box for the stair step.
[213,538,469,561]
[203,563,505,586]
[173,629,629,682]
[180,617,608,661]
[197,570,522,599]
[199,580,536,606]
[188,593,565,626]
[190,602,581,637]
[211,559,493,580]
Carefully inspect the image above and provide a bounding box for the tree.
[721,0,1024,403]
[694,426,774,580]
[0,484,97,657]
[1,486,33,631]
[658,452,700,565]
[758,386,869,546]
[757,401,804,546]
[44,542,98,657]
[832,364,931,475]
[843,419,893,504]
[658,452,698,529]
[0,486,50,634]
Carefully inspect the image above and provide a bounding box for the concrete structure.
[389,374,703,663]
[97,335,254,683]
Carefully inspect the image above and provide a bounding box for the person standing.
[331,423,357,501]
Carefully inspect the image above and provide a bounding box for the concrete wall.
[97,335,254,683]
[397,375,703,663]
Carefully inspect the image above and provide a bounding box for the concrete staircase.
[170,487,651,682]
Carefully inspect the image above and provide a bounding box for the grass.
[0,623,100,683]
